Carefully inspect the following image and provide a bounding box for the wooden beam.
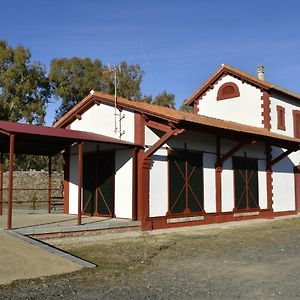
[77,142,83,225]
[0,129,10,136]
[7,134,15,230]
[75,114,82,120]
[216,141,247,166]
[265,144,273,211]
[270,149,294,167]
[144,129,178,158]
[146,119,175,133]
[132,148,138,221]
[94,99,101,106]
[215,136,222,213]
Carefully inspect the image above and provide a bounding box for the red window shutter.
[293,110,300,138]
[276,106,286,131]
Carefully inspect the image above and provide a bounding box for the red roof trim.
[0,120,139,147]
[184,64,272,106]
[52,91,300,151]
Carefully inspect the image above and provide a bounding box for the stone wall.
[1,170,64,209]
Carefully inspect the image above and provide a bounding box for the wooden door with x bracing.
[233,157,259,210]
[168,150,204,215]
[83,151,115,217]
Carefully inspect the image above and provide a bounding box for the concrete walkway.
[0,209,140,235]
[0,229,83,286]
[0,209,138,286]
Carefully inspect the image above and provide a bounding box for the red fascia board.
[0,120,140,147]
[184,65,272,106]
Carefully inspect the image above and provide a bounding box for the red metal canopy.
[0,120,138,155]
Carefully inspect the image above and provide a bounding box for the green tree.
[103,61,143,100]
[49,57,105,120]
[142,91,176,108]
[151,90,175,108]
[0,40,50,124]
[179,103,193,113]
[50,58,144,120]
[142,94,153,103]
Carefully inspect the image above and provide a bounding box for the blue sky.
[1,0,300,125]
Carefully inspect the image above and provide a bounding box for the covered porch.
[0,120,139,230]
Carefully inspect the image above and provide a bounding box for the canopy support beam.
[7,134,15,230]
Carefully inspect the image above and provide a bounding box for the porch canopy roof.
[0,120,138,156]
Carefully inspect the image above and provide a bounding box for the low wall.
[1,170,64,209]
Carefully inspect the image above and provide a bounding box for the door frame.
[232,156,260,212]
[294,165,300,212]
[167,148,204,217]
[82,150,115,217]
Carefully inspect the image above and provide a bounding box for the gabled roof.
[184,64,300,105]
[0,120,137,155]
[53,91,300,150]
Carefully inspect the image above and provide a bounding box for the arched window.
[217,82,240,101]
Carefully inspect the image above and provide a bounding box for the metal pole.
[48,155,52,213]
[78,142,83,225]
[7,134,15,230]
[0,153,3,216]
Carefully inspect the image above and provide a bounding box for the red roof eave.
[184,64,273,106]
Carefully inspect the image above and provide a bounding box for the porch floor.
[0,209,140,235]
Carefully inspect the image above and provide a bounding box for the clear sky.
[1,0,300,125]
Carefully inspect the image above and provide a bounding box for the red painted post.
[7,134,15,230]
[215,136,222,214]
[48,155,52,213]
[78,142,83,225]
[266,145,273,211]
[215,166,223,213]
[131,148,138,221]
[0,153,3,216]
[140,156,152,230]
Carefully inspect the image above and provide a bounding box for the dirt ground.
[0,216,300,299]
[0,231,81,286]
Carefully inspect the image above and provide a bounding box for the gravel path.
[0,216,300,299]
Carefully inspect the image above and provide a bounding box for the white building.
[54,65,300,230]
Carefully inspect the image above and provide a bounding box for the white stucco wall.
[70,103,135,143]
[272,147,296,212]
[258,160,268,209]
[114,150,133,219]
[269,93,300,137]
[197,75,262,127]
[149,149,169,217]
[203,153,216,213]
[221,159,234,212]
[69,153,79,214]
[268,93,300,212]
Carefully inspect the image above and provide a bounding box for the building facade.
[54,65,300,230]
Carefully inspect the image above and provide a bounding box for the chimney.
[257,65,265,80]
